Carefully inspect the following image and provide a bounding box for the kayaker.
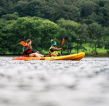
[49,39,63,57]
[23,39,44,57]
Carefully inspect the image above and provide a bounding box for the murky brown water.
[0,57,109,106]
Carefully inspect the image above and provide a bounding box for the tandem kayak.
[13,52,85,61]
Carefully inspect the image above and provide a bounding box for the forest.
[0,0,109,55]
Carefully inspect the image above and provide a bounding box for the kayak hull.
[13,52,85,61]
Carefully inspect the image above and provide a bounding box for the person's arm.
[24,46,30,53]
[51,47,62,51]
[32,50,35,53]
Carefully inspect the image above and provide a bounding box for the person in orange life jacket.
[49,39,62,56]
[23,39,44,57]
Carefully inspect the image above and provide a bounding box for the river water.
[0,57,109,106]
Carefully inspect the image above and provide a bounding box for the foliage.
[2,12,19,20]
[0,0,108,27]
[0,17,60,54]
[0,0,109,54]
[57,18,80,54]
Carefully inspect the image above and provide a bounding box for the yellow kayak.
[13,52,85,61]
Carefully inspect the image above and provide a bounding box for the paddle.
[20,41,27,46]
[62,38,65,46]
[61,38,65,54]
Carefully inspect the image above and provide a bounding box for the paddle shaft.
[61,45,63,54]
[61,38,65,54]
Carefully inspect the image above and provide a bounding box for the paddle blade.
[62,38,65,46]
[20,41,27,46]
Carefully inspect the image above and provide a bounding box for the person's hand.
[61,48,63,50]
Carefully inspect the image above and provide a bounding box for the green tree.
[103,27,109,52]
[1,12,19,20]
[0,20,10,54]
[80,1,99,18]
[76,24,89,53]
[88,22,103,54]
[57,18,80,54]
[7,17,60,54]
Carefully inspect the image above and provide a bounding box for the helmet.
[51,41,56,46]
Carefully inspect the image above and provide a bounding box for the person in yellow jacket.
[49,39,63,57]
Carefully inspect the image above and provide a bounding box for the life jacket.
[22,44,32,57]
[49,46,58,57]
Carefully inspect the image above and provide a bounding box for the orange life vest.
[26,46,32,54]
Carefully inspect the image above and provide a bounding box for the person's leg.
[30,53,40,57]
[36,53,44,57]
[38,54,44,57]
[35,52,44,57]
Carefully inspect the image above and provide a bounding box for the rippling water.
[0,57,109,106]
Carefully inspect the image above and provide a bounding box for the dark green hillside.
[0,0,109,55]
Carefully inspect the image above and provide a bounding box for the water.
[0,57,109,106]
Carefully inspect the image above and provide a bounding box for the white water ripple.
[0,57,109,106]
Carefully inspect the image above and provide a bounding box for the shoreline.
[85,53,109,57]
[0,53,109,57]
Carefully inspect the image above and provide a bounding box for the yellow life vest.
[49,46,58,57]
